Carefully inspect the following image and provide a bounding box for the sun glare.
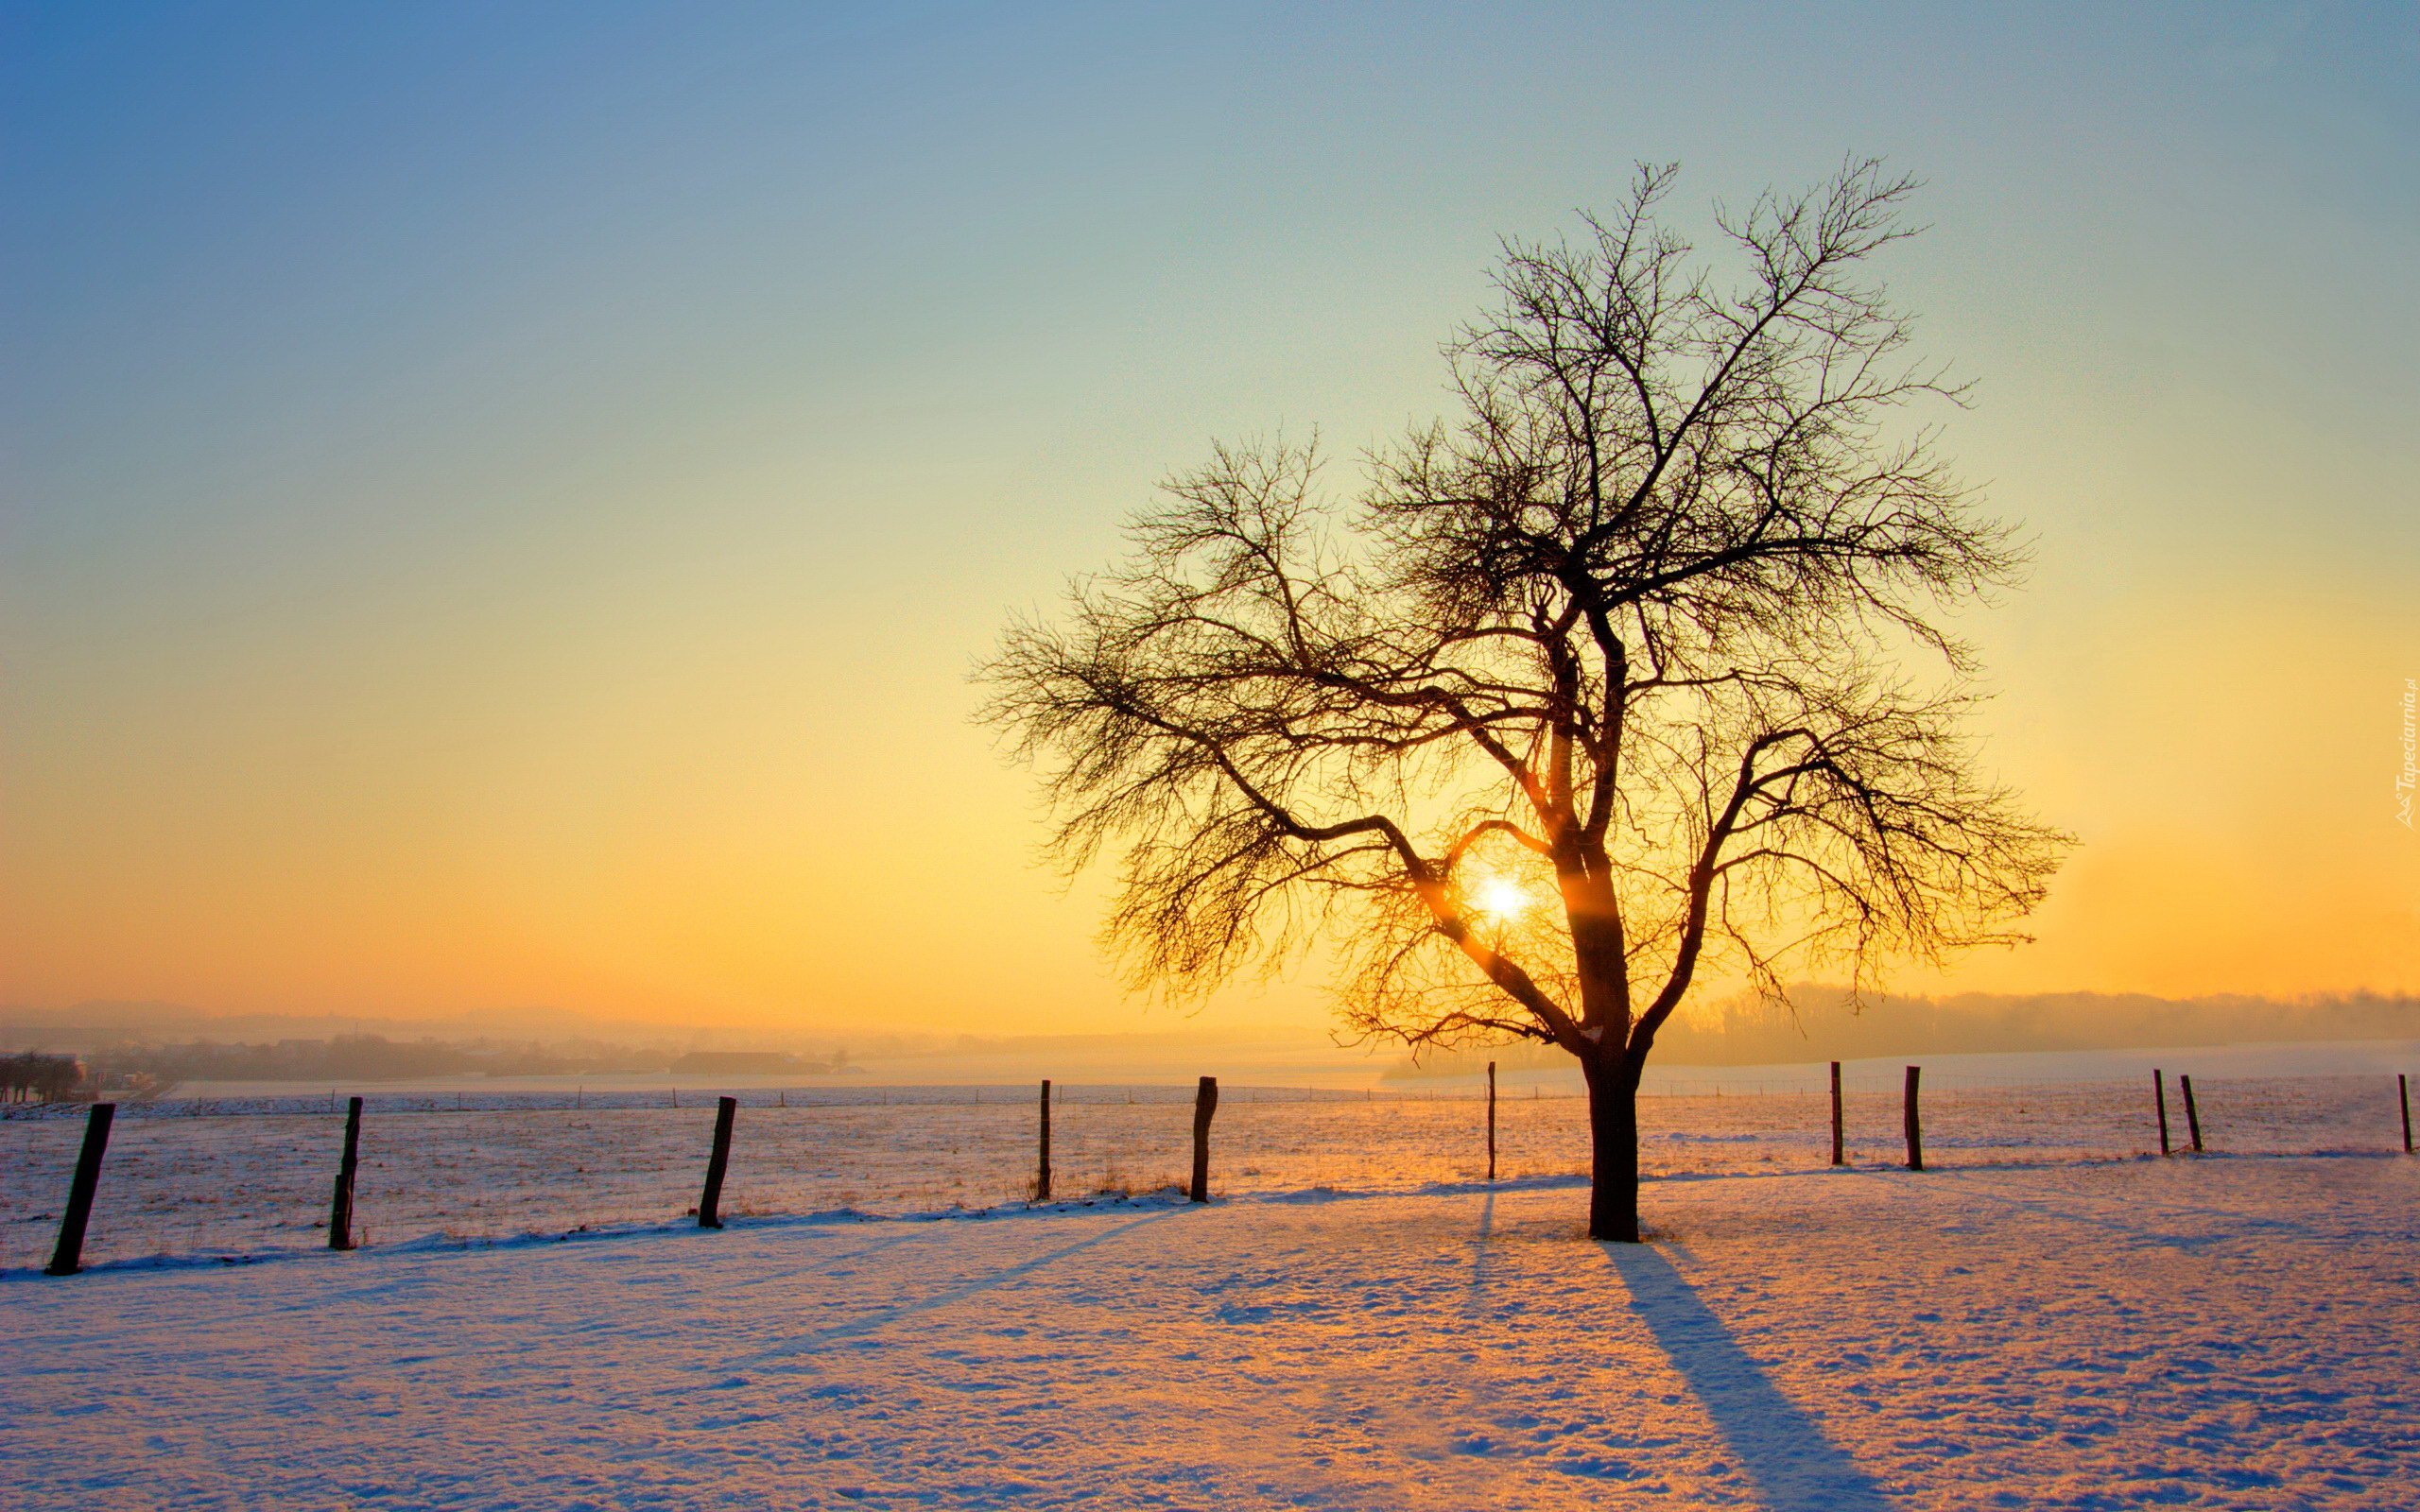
[1470,874,1534,921]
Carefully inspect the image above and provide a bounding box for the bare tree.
[981,160,2068,1240]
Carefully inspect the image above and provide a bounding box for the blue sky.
[4,3,2415,1028]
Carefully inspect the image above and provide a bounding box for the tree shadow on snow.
[1605,1245,1894,1511]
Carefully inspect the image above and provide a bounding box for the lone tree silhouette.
[981,160,2067,1241]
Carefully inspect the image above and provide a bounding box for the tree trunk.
[1582,1049,1642,1242]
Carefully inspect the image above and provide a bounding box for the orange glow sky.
[5,6,2415,1034]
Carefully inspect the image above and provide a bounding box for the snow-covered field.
[4,1063,2413,1270]
[4,1147,2414,1508]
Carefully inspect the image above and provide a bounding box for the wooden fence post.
[329,1095,364,1251]
[1036,1078,1053,1202]
[1189,1075,1219,1203]
[2180,1074,2204,1153]
[1829,1061,1844,1167]
[1902,1066,1923,1172]
[45,1102,116,1277]
[2153,1070,2170,1156]
[2400,1074,2411,1155]
[699,1095,737,1228]
[1471,1055,1490,1185]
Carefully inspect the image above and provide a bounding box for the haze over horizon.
[7,4,2416,1037]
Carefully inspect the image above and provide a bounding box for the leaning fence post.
[2400,1074,2411,1155]
[45,1102,116,1277]
[2180,1074,2204,1153]
[1486,1061,1497,1182]
[2153,1070,2170,1156]
[329,1095,364,1251]
[1189,1075,1219,1202]
[699,1095,738,1228]
[1829,1061,1844,1167]
[1902,1066,1924,1172]
[1036,1078,1053,1202]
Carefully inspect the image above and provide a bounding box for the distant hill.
[1384,989,2420,1076]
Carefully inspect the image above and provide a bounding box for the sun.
[1469,874,1535,921]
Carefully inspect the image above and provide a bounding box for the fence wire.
[3,1074,2409,1270]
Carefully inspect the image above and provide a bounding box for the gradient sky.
[5,3,2416,1034]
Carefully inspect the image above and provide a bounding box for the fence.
[7,1067,2413,1274]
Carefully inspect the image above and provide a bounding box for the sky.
[3,2,2415,1036]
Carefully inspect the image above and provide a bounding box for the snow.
[4,1104,2416,1507]
[7,1067,2412,1269]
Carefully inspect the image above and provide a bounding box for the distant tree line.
[668,1048,848,1075]
[1385,989,2420,1076]
[48,1035,848,1086]
[1,1053,86,1103]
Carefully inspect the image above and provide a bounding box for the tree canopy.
[983,159,2066,1083]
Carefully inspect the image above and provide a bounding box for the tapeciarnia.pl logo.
[2398,677,2416,830]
